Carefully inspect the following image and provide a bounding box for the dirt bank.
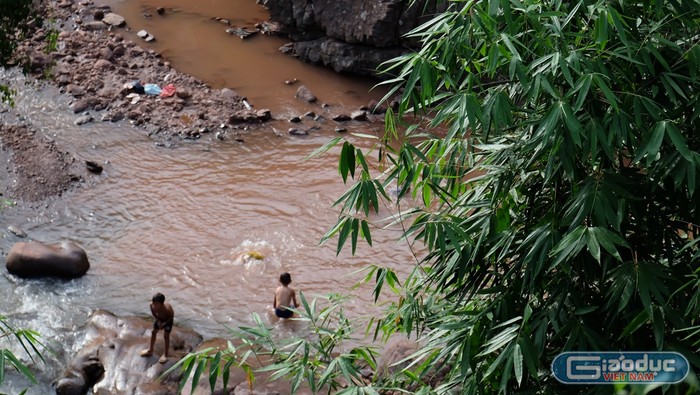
[0,124,84,203]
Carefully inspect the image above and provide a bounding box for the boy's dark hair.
[152,293,165,303]
[280,272,292,286]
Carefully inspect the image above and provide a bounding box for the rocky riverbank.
[1,0,275,203]
[12,0,271,141]
[260,0,448,76]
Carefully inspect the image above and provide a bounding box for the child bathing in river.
[140,292,174,363]
[273,272,298,319]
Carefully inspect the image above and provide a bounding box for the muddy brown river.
[0,1,416,393]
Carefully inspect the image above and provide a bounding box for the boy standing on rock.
[140,292,174,363]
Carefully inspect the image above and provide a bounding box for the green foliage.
[1,0,33,106]
[0,315,45,394]
[0,84,14,106]
[45,28,58,54]
[319,0,700,393]
[0,0,33,65]
[169,293,380,394]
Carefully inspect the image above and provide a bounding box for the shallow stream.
[0,1,417,393]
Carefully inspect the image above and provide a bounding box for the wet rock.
[57,310,202,395]
[82,21,107,31]
[225,27,257,39]
[7,225,27,238]
[221,88,238,99]
[351,110,367,121]
[255,20,284,36]
[74,114,93,125]
[279,42,294,54]
[137,30,155,42]
[71,98,99,113]
[368,99,387,114]
[56,374,87,395]
[288,128,308,136]
[102,13,126,27]
[295,85,317,103]
[6,241,90,279]
[304,111,315,118]
[291,38,405,77]
[264,0,448,76]
[289,116,301,123]
[85,160,103,174]
[386,98,398,112]
[255,109,271,121]
[332,114,351,122]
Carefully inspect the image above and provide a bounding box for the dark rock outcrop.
[260,0,448,76]
[6,241,90,279]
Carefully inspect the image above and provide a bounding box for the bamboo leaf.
[513,343,523,386]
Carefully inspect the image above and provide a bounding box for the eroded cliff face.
[259,0,447,76]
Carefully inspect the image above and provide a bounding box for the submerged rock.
[295,85,317,103]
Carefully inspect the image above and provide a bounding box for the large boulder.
[56,310,203,395]
[260,0,449,76]
[6,241,90,279]
[292,37,405,75]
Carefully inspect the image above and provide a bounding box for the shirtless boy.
[140,292,174,363]
[273,272,298,319]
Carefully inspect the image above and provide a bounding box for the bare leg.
[141,328,158,356]
[159,331,170,363]
[164,331,170,358]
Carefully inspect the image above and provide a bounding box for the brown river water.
[0,0,417,392]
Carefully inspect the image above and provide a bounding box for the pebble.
[332,114,351,122]
[350,110,368,121]
[75,114,94,125]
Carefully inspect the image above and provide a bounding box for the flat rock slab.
[102,13,126,27]
[56,310,203,395]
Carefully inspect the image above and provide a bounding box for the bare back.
[274,285,296,310]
